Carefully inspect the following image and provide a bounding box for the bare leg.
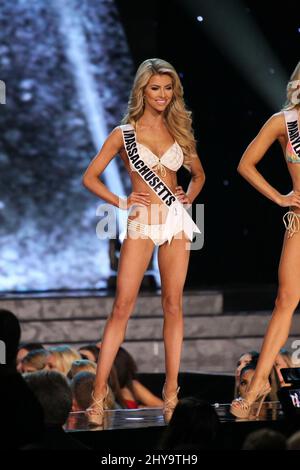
[247,229,300,399]
[93,234,155,399]
[158,232,191,395]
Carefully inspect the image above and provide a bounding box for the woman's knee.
[162,294,183,317]
[111,297,135,321]
[275,288,300,312]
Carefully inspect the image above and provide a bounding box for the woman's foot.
[85,384,109,427]
[162,383,180,424]
[230,383,271,420]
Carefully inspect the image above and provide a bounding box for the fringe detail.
[283,210,300,238]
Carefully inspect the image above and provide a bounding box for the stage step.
[1,290,300,373]
[0,289,223,319]
[13,311,300,344]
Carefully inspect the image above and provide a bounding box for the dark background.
[116,0,299,288]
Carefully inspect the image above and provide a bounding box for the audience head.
[68,360,120,409]
[275,348,296,386]
[277,348,295,366]
[287,431,300,450]
[24,370,72,426]
[17,342,45,372]
[21,349,49,373]
[70,371,96,411]
[238,363,259,399]
[45,345,81,375]
[0,309,21,367]
[67,359,97,380]
[161,397,220,450]
[242,428,286,450]
[78,344,99,363]
[236,351,259,380]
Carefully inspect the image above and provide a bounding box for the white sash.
[120,124,201,244]
[284,109,300,160]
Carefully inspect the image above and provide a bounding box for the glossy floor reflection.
[64,401,284,432]
[213,401,284,422]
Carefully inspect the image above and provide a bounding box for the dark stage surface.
[64,402,300,450]
[65,402,284,432]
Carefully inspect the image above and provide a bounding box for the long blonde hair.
[282,61,300,110]
[122,58,197,172]
[48,345,81,376]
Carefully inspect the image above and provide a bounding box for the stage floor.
[65,401,284,433]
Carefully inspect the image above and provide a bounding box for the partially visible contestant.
[231,61,300,418]
[82,58,205,424]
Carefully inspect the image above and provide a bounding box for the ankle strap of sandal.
[163,386,180,404]
[91,385,109,406]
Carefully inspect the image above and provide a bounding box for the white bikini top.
[121,124,184,176]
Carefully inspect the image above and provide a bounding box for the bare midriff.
[120,148,179,225]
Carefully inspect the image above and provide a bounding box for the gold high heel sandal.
[162,383,180,424]
[230,385,271,420]
[85,384,109,427]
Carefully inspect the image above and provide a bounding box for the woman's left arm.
[176,153,205,204]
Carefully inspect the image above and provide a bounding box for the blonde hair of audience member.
[21,349,48,373]
[67,359,97,380]
[46,345,81,375]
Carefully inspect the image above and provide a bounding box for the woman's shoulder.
[110,125,123,137]
[106,126,125,149]
[114,123,135,132]
[261,112,286,137]
[269,111,286,123]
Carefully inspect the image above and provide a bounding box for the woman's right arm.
[82,127,150,209]
[237,113,300,208]
[82,127,124,208]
